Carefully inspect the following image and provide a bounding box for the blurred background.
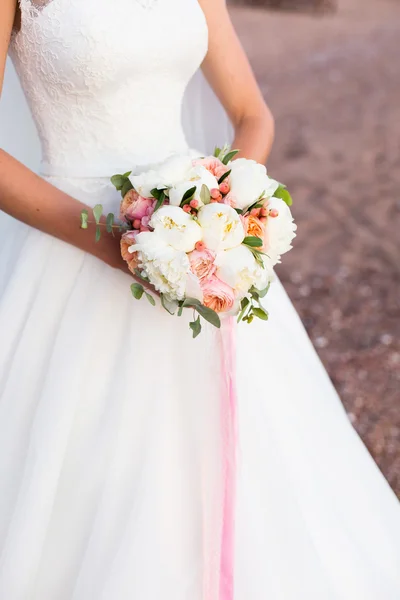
[229,0,400,495]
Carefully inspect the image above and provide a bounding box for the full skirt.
[0,175,399,600]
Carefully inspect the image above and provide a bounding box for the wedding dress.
[0,1,400,599]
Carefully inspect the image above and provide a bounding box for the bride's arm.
[0,0,126,271]
[199,0,274,163]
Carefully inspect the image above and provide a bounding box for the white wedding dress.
[1,1,400,599]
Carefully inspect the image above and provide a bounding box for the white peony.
[130,232,201,301]
[215,245,270,295]
[129,169,161,198]
[265,197,297,266]
[196,203,245,251]
[150,205,202,252]
[157,154,194,188]
[168,165,219,207]
[228,158,279,211]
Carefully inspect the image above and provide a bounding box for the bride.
[1,0,399,598]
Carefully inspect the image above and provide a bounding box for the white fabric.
[0,1,400,599]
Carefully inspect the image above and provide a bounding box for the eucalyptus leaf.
[252,307,269,321]
[145,292,156,306]
[221,149,239,165]
[161,294,179,315]
[121,179,133,198]
[110,174,125,190]
[189,316,202,338]
[80,209,89,229]
[123,171,132,177]
[200,184,211,205]
[218,169,231,185]
[243,236,263,248]
[182,297,202,308]
[257,282,271,298]
[106,213,115,235]
[131,283,144,300]
[93,204,103,224]
[195,305,221,328]
[95,225,101,243]
[234,208,243,215]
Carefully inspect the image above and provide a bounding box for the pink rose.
[120,189,155,222]
[189,248,216,281]
[193,157,230,182]
[201,276,235,313]
[120,231,139,273]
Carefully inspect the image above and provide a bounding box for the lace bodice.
[9,0,208,176]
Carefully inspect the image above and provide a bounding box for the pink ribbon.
[202,317,237,600]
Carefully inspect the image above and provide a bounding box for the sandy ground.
[231,0,400,495]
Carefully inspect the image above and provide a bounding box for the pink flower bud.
[260,207,268,217]
[190,199,199,209]
[260,216,267,223]
[183,204,191,213]
[250,208,260,217]
[269,208,279,218]
[219,181,230,195]
[195,241,206,252]
[133,219,141,229]
[210,188,220,199]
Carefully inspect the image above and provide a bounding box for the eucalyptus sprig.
[237,283,270,325]
[80,204,127,242]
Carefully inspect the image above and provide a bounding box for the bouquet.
[81,145,296,337]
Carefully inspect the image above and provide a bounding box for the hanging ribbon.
[202,316,238,600]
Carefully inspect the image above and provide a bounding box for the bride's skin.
[0,0,274,272]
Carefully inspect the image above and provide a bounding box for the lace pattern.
[10,0,208,175]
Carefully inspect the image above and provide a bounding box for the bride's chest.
[13,0,208,90]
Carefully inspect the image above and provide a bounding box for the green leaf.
[144,292,156,306]
[154,190,166,212]
[150,187,162,201]
[121,179,133,198]
[161,294,179,315]
[195,305,221,328]
[213,146,221,158]
[131,282,144,300]
[257,282,271,298]
[189,316,202,338]
[274,184,293,207]
[200,184,211,205]
[177,305,184,317]
[134,268,149,281]
[123,171,132,178]
[234,208,243,215]
[93,204,103,224]
[181,186,197,204]
[237,297,250,323]
[182,297,202,308]
[221,149,239,165]
[110,174,126,190]
[243,236,263,248]
[95,225,101,243]
[106,213,115,235]
[80,209,89,230]
[218,169,231,185]
[252,307,269,321]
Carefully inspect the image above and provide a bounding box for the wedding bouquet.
[81,146,296,337]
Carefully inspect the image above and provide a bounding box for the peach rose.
[193,157,230,182]
[244,214,268,250]
[120,189,155,222]
[201,276,235,313]
[188,248,216,281]
[120,231,139,272]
